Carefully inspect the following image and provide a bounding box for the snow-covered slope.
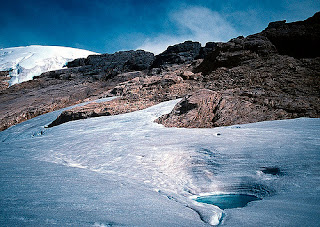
[0,45,97,85]
[0,99,319,226]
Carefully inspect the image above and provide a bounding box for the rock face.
[155,88,304,128]
[194,34,277,75]
[262,12,320,58]
[47,98,157,128]
[0,76,111,131]
[195,12,320,75]
[151,41,202,68]
[159,51,319,128]
[67,50,155,73]
[196,42,217,59]
[108,65,196,102]
[156,12,320,128]
[155,89,222,128]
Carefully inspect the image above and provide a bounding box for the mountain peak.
[0,45,97,85]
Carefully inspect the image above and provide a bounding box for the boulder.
[47,103,111,128]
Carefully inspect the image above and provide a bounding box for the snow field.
[0,99,319,226]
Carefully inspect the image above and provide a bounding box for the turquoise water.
[195,194,261,210]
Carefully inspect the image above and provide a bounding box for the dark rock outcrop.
[47,104,111,128]
[196,42,217,59]
[66,58,86,67]
[195,12,320,75]
[194,34,277,75]
[262,12,320,58]
[47,98,158,128]
[151,41,201,68]
[67,50,155,73]
[157,50,320,128]
[155,89,223,128]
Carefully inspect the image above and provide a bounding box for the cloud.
[137,6,238,54]
[136,35,187,55]
[172,7,238,43]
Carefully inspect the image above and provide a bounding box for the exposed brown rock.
[0,77,111,131]
[155,89,223,128]
[0,71,10,91]
[47,97,158,127]
[156,12,319,128]
[156,53,320,128]
[47,102,112,127]
[47,65,199,127]
[155,88,313,128]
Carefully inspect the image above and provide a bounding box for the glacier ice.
[0,99,319,226]
[0,45,97,85]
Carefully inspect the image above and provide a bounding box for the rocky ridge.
[1,12,319,130]
[0,50,155,131]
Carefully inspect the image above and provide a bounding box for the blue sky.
[1,0,319,54]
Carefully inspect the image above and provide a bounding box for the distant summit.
[0,45,97,85]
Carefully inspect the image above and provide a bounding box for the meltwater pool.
[195,194,261,210]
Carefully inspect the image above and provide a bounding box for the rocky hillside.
[157,13,320,127]
[0,50,154,131]
[1,12,319,131]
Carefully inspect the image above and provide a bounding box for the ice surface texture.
[0,99,319,226]
[0,45,97,85]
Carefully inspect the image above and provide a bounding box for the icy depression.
[0,99,319,226]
